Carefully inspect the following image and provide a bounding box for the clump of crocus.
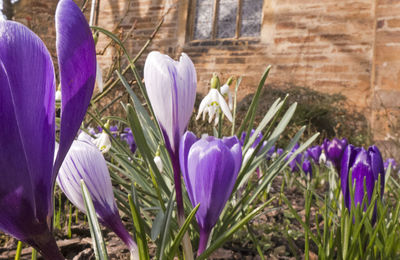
[57,133,139,259]
[340,145,385,211]
[196,74,233,125]
[144,51,197,220]
[323,138,348,171]
[179,131,242,255]
[0,0,96,258]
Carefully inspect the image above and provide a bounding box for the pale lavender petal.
[54,0,96,178]
[179,131,198,205]
[0,21,55,223]
[144,51,196,153]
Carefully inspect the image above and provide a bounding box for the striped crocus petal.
[144,51,197,154]
[0,21,63,258]
[54,0,96,178]
[57,133,138,258]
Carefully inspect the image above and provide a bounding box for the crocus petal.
[179,131,198,204]
[144,51,196,153]
[57,135,139,256]
[368,145,385,195]
[54,0,96,178]
[351,148,374,208]
[0,21,56,225]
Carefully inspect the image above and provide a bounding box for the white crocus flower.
[196,88,233,125]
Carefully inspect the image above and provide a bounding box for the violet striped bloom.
[0,0,95,258]
[57,133,139,259]
[340,145,384,211]
[307,145,322,165]
[179,132,242,255]
[323,138,348,171]
[144,51,197,217]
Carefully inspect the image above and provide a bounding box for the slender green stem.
[14,241,22,260]
[31,248,37,260]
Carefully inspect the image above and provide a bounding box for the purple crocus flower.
[302,159,312,178]
[179,131,242,255]
[144,51,197,218]
[307,145,322,165]
[266,145,275,160]
[240,129,263,148]
[286,144,302,172]
[0,0,95,258]
[277,148,284,156]
[57,133,139,259]
[323,138,348,171]
[121,127,137,154]
[341,145,384,211]
[384,158,397,172]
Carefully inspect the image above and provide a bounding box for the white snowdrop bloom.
[55,89,62,101]
[154,155,163,173]
[96,61,103,92]
[196,88,233,125]
[220,83,233,110]
[92,131,111,153]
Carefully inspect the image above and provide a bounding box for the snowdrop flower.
[93,121,112,153]
[319,152,327,165]
[196,74,233,126]
[220,77,234,110]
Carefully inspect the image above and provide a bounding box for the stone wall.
[11,0,400,144]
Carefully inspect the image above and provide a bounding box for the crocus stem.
[197,228,211,256]
[171,153,194,260]
[34,230,64,260]
[171,153,184,217]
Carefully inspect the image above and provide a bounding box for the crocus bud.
[120,127,136,154]
[57,133,139,259]
[286,144,302,172]
[179,131,242,255]
[323,138,348,171]
[340,145,384,211]
[307,145,322,165]
[302,159,312,179]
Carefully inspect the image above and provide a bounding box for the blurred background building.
[3,0,400,153]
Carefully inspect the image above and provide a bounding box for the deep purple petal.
[340,144,360,209]
[54,0,96,180]
[368,145,385,195]
[0,21,56,224]
[351,148,374,208]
